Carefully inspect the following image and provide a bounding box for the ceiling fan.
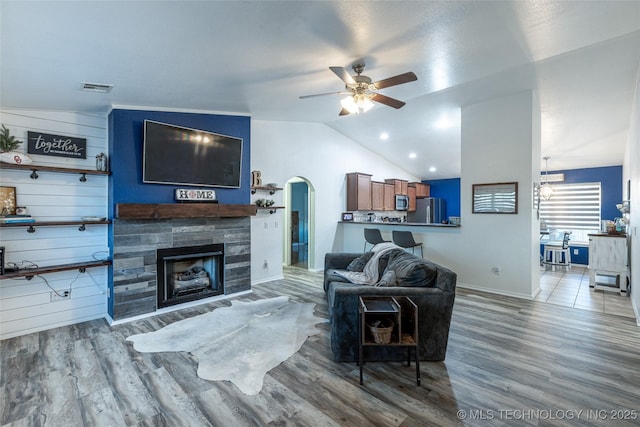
[300,63,417,116]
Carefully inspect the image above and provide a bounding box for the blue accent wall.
[422,178,461,217]
[106,109,250,318]
[291,182,309,244]
[550,165,622,221]
[422,166,622,221]
[108,109,251,206]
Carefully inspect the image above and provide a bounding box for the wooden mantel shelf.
[116,203,257,219]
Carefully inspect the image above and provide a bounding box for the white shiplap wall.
[0,109,109,339]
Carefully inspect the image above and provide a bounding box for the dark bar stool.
[363,228,390,252]
[392,230,423,258]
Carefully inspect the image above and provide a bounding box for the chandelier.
[540,156,553,200]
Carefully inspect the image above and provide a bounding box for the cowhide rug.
[126,296,322,395]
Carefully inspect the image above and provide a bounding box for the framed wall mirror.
[472,182,518,214]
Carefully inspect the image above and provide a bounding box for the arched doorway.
[283,177,315,269]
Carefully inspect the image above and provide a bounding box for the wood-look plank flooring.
[2,267,640,426]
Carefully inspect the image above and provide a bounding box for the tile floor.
[537,265,636,319]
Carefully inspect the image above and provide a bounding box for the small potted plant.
[0,124,31,165]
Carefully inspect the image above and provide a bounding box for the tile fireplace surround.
[111,203,255,321]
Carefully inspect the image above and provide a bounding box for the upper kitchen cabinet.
[371,181,385,211]
[383,183,395,211]
[409,182,430,198]
[346,172,372,211]
[408,186,417,212]
[385,179,408,195]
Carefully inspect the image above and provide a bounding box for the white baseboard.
[251,275,284,286]
[457,282,536,300]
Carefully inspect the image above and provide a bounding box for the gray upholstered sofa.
[324,248,456,362]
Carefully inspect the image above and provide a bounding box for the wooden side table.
[358,296,420,385]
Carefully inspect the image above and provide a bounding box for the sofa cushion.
[325,269,352,284]
[346,252,373,272]
[387,251,437,287]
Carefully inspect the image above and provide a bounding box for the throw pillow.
[388,252,438,287]
[374,268,397,287]
[346,252,374,272]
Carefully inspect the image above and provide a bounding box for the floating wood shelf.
[0,162,110,181]
[116,203,257,219]
[0,260,112,280]
[0,220,111,233]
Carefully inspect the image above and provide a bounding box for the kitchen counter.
[336,219,461,256]
[587,233,627,238]
[339,221,460,228]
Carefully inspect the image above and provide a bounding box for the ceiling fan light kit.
[300,63,417,116]
[340,94,374,114]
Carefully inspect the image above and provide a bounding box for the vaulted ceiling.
[1,1,639,179]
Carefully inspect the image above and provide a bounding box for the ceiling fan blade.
[373,72,417,90]
[329,66,357,85]
[299,91,351,99]
[371,93,406,109]
[339,108,351,116]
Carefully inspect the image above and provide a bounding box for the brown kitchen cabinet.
[408,186,416,212]
[371,181,385,211]
[346,172,372,211]
[385,179,408,195]
[383,183,395,210]
[409,182,430,198]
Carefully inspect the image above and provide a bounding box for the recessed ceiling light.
[429,166,437,172]
[409,152,417,159]
[81,82,114,93]
[434,115,454,130]
[379,132,389,140]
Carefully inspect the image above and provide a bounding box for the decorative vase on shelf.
[256,199,275,207]
[95,153,108,171]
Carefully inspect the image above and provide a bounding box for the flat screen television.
[143,120,243,188]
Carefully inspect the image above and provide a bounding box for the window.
[539,182,601,237]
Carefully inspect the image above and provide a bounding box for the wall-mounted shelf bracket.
[256,206,284,214]
[251,186,282,195]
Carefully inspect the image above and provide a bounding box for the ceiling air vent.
[81,82,113,93]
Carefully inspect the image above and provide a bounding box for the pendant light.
[540,156,554,200]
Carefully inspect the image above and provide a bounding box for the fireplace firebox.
[157,243,224,308]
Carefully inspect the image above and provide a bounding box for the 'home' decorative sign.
[175,188,217,202]
[27,131,86,159]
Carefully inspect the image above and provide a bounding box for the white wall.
[252,91,540,298]
[336,91,541,299]
[622,66,640,323]
[250,120,420,283]
[0,109,109,339]
[457,90,540,297]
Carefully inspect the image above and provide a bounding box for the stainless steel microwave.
[395,195,409,211]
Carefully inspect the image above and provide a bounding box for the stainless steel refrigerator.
[409,197,446,223]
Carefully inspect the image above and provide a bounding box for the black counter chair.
[363,228,389,252]
[392,230,423,258]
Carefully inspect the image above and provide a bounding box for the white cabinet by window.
[588,234,629,295]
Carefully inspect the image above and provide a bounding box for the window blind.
[539,182,601,230]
